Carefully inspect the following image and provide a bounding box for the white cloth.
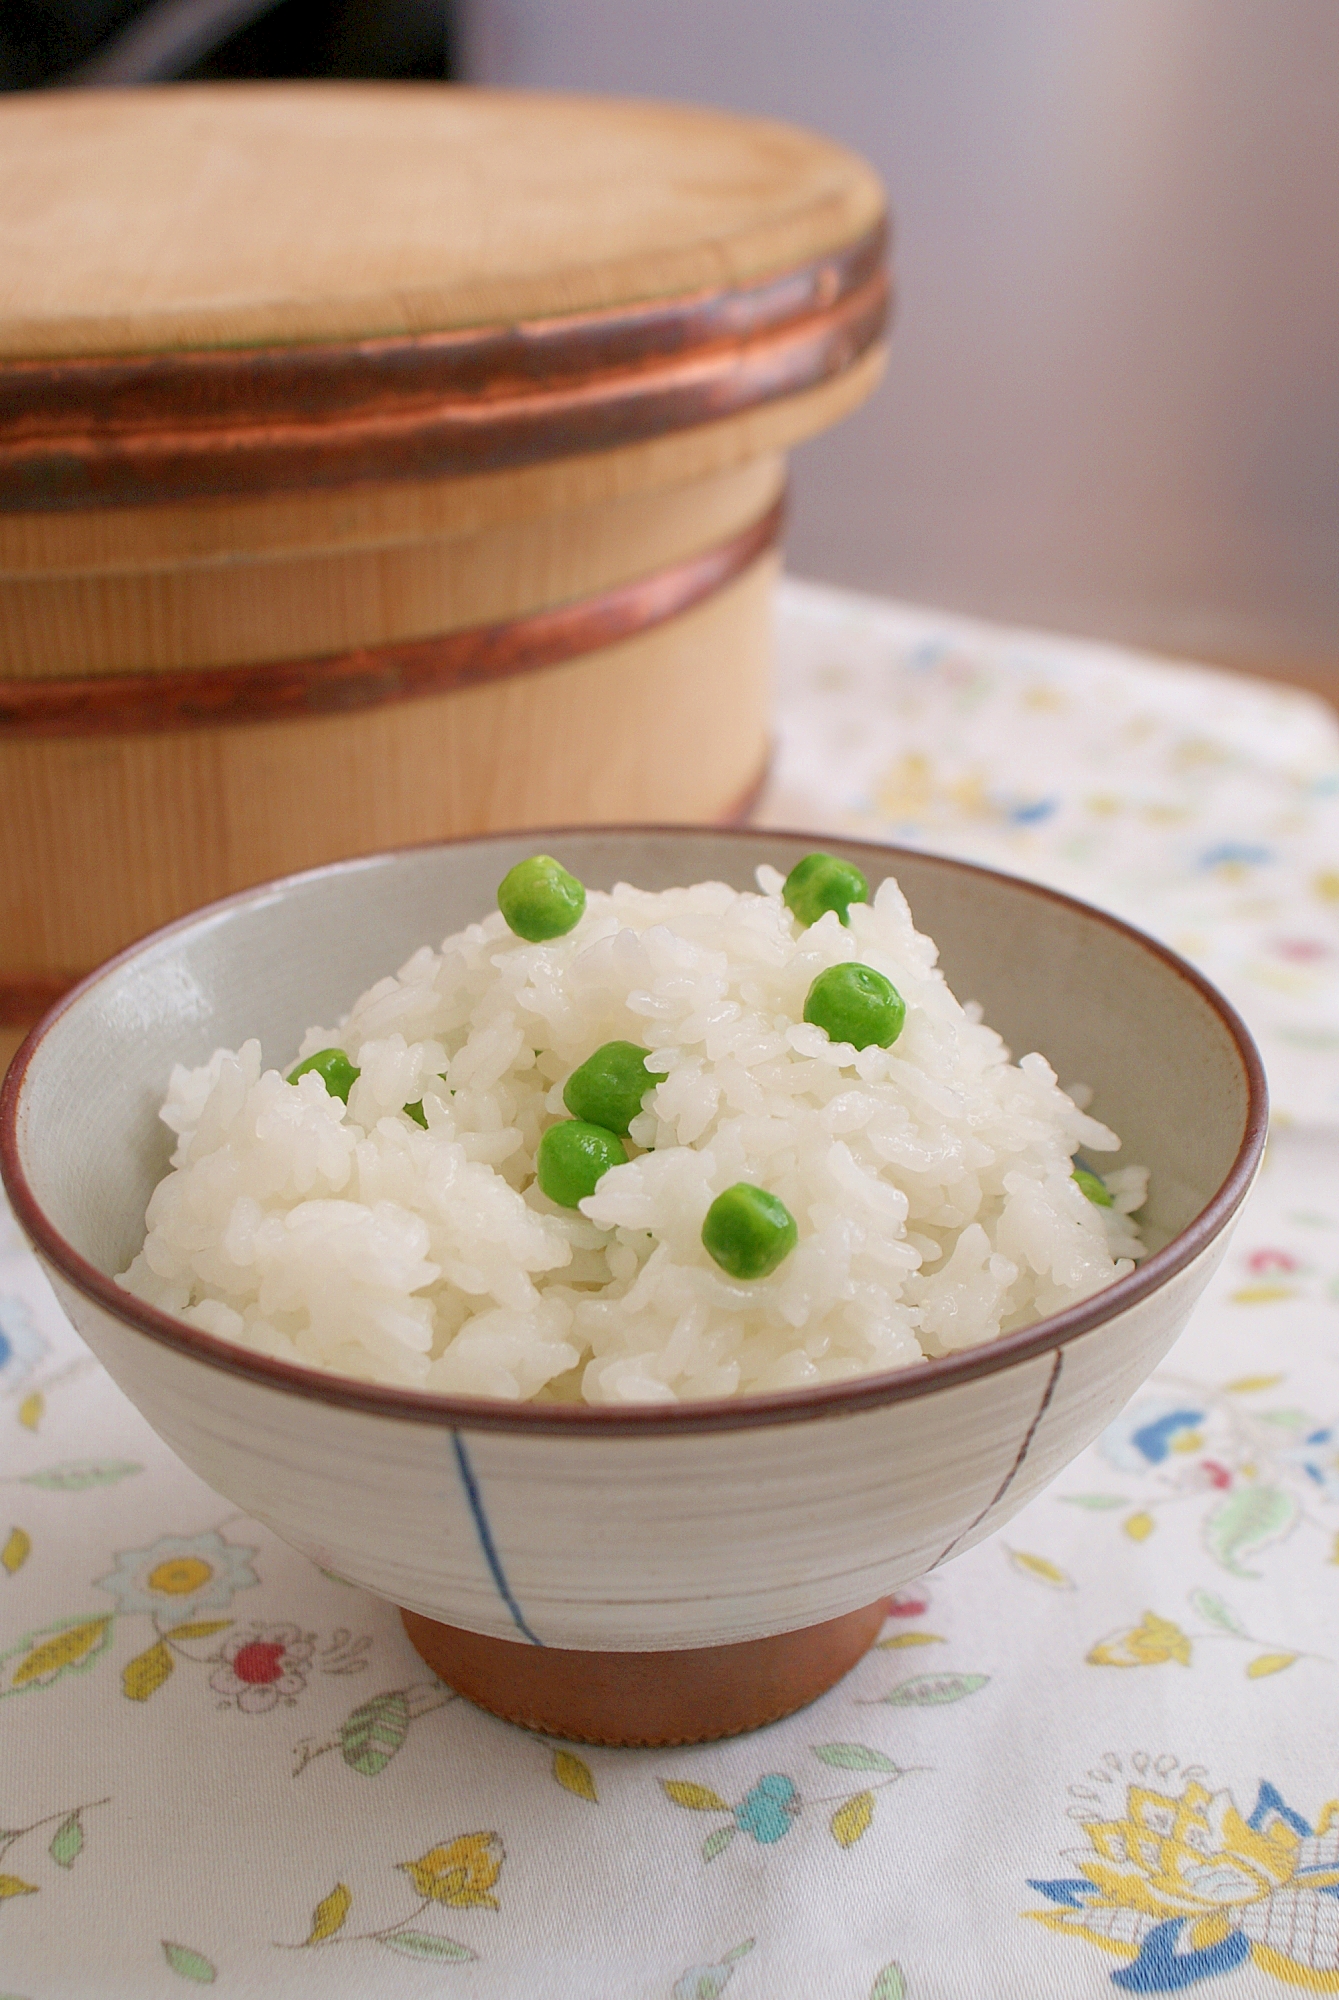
[3,581,1338,1998]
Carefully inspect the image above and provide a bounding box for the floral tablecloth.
[3,579,1339,2000]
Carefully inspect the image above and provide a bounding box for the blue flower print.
[733,1775,800,1844]
[663,1771,815,1862]
[0,1294,48,1394]
[1198,843,1274,871]
[1101,1398,1207,1473]
[1028,1764,1339,1993]
[1007,796,1059,826]
[1280,1425,1339,1503]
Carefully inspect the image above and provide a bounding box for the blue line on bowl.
[452,1431,544,1647]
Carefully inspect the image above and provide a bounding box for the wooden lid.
[0,85,888,509]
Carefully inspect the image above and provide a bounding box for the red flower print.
[210,1623,314,1714]
[884,1587,929,1619]
[1245,1248,1302,1275]
[1271,937,1329,963]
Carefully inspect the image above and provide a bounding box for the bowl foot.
[399,1600,887,1746]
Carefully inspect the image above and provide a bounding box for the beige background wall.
[462,0,1339,697]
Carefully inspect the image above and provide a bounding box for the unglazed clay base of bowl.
[0,829,1267,1742]
[400,1601,888,1746]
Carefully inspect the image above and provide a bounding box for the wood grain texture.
[0,496,782,734]
[1,457,783,676]
[0,85,886,358]
[0,555,776,981]
[0,748,770,1043]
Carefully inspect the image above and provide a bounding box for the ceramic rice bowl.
[0,830,1266,1744]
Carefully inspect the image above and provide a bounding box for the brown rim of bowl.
[0,827,1269,1438]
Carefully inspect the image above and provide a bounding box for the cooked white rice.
[118,866,1146,1404]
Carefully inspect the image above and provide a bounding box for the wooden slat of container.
[0,555,775,978]
[0,457,784,676]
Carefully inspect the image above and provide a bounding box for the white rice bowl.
[118,866,1146,1405]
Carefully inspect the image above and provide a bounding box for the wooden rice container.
[0,84,889,1063]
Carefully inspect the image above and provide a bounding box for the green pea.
[536,1120,628,1208]
[783,851,869,928]
[497,855,586,942]
[287,1048,360,1103]
[403,1072,452,1128]
[803,962,906,1050]
[563,1040,652,1133]
[702,1183,798,1280]
[1073,1166,1113,1207]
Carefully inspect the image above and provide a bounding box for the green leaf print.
[702,1826,736,1862]
[812,1744,901,1772]
[340,1691,410,1776]
[293,1681,453,1779]
[1203,1485,1297,1577]
[870,1966,907,2000]
[685,1966,735,1999]
[378,1931,475,1961]
[161,1942,216,1983]
[672,1939,753,1999]
[20,1461,142,1492]
[879,1672,989,1707]
[48,1815,82,1869]
[1189,1588,1247,1634]
[1060,1494,1127,1510]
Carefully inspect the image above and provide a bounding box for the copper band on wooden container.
[0,226,887,509]
[0,495,783,737]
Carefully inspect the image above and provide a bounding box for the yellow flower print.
[875,751,935,821]
[1087,1611,1192,1667]
[398,1833,504,1909]
[1029,1764,1339,1992]
[1075,1781,1298,1919]
[95,1531,259,1624]
[288,1837,503,1965]
[146,1557,212,1597]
